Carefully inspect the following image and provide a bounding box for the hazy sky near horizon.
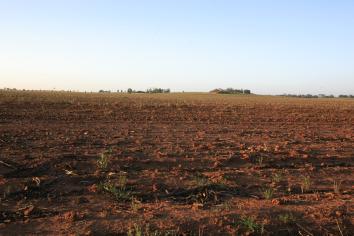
[0,0,354,94]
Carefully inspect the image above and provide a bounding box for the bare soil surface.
[0,91,353,235]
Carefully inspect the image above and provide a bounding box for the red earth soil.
[0,91,353,235]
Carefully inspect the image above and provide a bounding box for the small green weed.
[131,197,142,212]
[333,179,342,194]
[278,213,295,224]
[118,173,127,189]
[262,187,274,200]
[301,176,311,193]
[272,172,283,183]
[193,173,211,187]
[127,223,176,236]
[97,149,112,170]
[99,177,131,201]
[240,216,260,233]
[128,224,143,236]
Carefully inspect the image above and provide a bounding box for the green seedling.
[193,174,211,187]
[99,177,131,201]
[131,197,142,212]
[97,152,110,170]
[278,213,295,224]
[262,187,274,200]
[333,180,342,194]
[272,172,283,183]
[240,216,260,233]
[301,176,311,193]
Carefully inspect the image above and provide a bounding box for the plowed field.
[0,91,353,235]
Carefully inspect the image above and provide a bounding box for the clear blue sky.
[0,0,353,94]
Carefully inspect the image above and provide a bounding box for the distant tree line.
[278,94,354,98]
[1,88,84,92]
[1,88,19,91]
[98,89,111,93]
[2,88,353,98]
[98,88,171,94]
[146,88,171,93]
[210,88,251,94]
[338,94,354,98]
